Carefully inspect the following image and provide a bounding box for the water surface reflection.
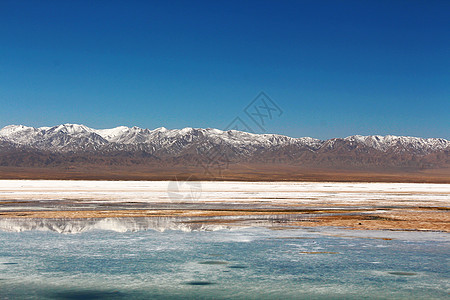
[0,214,313,234]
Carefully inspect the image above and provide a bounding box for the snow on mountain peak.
[343,134,450,153]
[96,126,130,142]
[0,125,34,135]
[0,125,44,145]
[50,124,93,134]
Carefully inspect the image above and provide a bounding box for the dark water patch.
[185,281,215,286]
[388,271,417,276]
[324,234,394,240]
[50,290,125,299]
[228,265,247,269]
[270,237,313,240]
[2,262,18,265]
[361,215,397,221]
[208,254,224,257]
[269,226,313,231]
[299,251,340,254]
[199,260,229,265]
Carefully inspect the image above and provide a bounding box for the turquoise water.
[0,226,449,299]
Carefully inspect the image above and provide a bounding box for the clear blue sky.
[0,0,448,139]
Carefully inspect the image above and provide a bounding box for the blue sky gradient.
[0,0,448,139]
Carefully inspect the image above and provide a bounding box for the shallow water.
[0,226,448,299]
[1,181,448,298]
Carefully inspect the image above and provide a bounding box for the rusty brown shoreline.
[1,205,448,233]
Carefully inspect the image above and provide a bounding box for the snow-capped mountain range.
[0,124,449,176]
[0,123,448,155]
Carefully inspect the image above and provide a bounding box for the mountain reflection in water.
[0,214,308,234]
